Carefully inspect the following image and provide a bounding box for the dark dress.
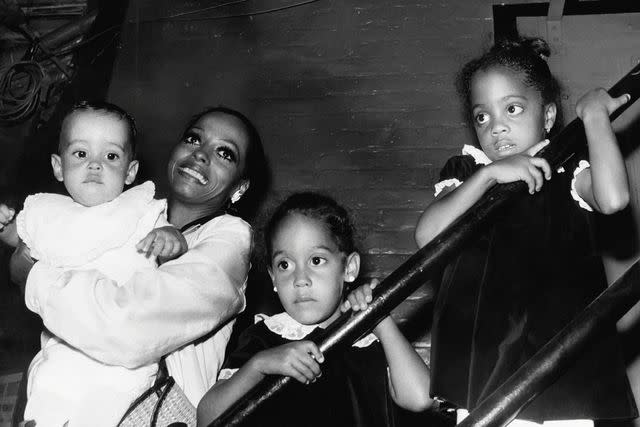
[430,154,637,423]
[220,317,398,427]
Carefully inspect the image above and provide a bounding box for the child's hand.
[251,341,324,384]
[576,88,630,121]
[485,140,551,194]
[341,279,394,337]
[341,278,380,312]
[136,226,188,260]
[0,204,15,231]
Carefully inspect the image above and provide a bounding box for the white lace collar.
[255,312,378,348]
[461,143,565,173]
[462,144,492,165]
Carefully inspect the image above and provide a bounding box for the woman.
[11,105,268,408]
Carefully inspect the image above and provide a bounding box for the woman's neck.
[168,199,222,229]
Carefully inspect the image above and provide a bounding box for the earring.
[273,286,277,293]
[231,191,243,204]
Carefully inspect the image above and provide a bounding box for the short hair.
[264,192,357,262]
[59,100,137,158]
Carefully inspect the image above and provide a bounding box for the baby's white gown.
[18,181,167,427]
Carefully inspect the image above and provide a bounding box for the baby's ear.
[50,154,63,182]
[125,160,139,185]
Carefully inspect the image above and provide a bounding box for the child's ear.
[343,252,361,283]
[544,102,557,133]
[50,154,64,182]
[125,160,139,185]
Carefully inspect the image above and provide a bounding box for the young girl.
[415,37,637,425]
[197,192,432,426]
[1,101,187,427]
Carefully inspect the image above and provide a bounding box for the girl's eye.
[277,260,289,271]
[217,146,236,163]
[106,152,119,161]
[507,104,524,115]
[183,134,200,145]
[73,151,86,159]
[474,112,489,125]
[310,257,326,266]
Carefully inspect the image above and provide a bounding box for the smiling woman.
[9,105,269,425]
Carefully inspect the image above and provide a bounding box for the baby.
[1,101,186,427]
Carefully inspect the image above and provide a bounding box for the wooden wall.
[108,0,547,358]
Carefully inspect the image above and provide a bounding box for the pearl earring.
[273,287,277,293]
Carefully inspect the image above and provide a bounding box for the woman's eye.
[106,153,119,161]
[217,147,236,163]
[474,112,489,125]
[183,134,200,145]
[73,151,86,159]
[311,257,326,266]
[277,260,289,270]
[507,104,524,115]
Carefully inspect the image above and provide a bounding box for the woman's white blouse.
[25,214,252,406]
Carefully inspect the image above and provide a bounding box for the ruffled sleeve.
[434,155,481,197]
[570,160,593,212]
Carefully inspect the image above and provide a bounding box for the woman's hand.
[0,204,15,230]
[576,88,630,121]
[484,140,552,194]
[0,204,19,247]
[136,226,188,261]
[250,341,324,384]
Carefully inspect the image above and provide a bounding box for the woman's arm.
[25,216,251,368]
[574,89,630,214]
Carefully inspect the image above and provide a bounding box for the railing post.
[209,61,640,427]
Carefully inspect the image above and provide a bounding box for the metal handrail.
[209,61,640,427]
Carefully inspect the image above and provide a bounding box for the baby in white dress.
[4,101,187,427]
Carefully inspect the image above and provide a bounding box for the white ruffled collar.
[462,144,492,165]
[461,143,565,173]
[255,312,378,348]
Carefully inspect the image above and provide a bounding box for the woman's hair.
[457,36,563,133]
[183,106,270,220]
[59,100,138,157]
[264,192,357,261]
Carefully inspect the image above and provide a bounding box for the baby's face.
[52,110,138,207]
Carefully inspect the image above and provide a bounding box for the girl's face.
[167,112,249,209]
[268,213,359,327]
[470,66,556,161]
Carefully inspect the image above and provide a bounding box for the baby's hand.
[136,226,188,260]
[341,278,380,312]
[576,88,630,121]
[252,341,324,384]
[485,140,551,194]
[0,204,15,230]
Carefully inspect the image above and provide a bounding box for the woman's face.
[167,112,249,208]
